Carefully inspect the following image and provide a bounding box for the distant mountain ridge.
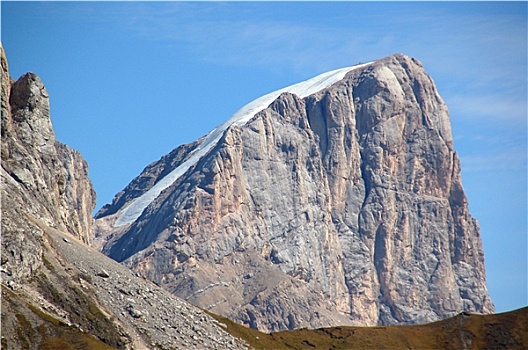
[96,53,494,332]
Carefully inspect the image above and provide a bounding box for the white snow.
[114,62,372,227]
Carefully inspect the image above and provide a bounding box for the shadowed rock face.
[96,53,494,332]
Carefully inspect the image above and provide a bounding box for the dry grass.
[6,280,526,350]
[209,307,528,350]
[2,288,116,350]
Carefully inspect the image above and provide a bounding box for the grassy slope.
[2,288,115,350]
[1,227,125,350]
[208,307,528,350]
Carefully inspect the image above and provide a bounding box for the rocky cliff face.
[1,72,95,246]
[1,46,95,283]
[96,54,494,332]
[0,44,247,349]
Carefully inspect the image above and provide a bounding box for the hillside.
[0,43,247,350]
[212,307,528,350]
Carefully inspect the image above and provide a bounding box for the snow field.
[115,62,372,227]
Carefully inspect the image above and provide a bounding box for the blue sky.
[2,1,526,314]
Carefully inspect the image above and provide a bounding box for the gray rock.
[96,53,494,332]
[97,269,110,278]
[126,305,143,318]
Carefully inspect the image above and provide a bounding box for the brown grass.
[209,307,528,350]
[3,288,116,350]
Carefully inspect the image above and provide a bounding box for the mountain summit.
[96,54,494,332]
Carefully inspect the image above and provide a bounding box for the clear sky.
[2,1,526,314]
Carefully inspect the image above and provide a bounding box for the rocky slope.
[0,44,248,349]
[96,54,494,332]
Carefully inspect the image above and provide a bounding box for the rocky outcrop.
[96,54,494,332]
[1,65,95,247]
[0,44,248,349]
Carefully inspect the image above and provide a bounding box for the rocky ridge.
[96,54,494,332]
[0,44,248,349]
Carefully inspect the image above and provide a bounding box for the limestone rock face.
[1,66,95,248]
[96,53,494,332]
[1,46,95,285]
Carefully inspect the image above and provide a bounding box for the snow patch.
[114,62,372,227]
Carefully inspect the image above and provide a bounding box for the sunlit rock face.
[1,46,96,283]
[96,53,494,332]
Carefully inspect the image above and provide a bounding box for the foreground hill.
[96,53,493,331]
[212,307,527,350]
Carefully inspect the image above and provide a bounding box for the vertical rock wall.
[96,54,494,331]
[1,44,96,282]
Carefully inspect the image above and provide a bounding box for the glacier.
[114,62,373,227]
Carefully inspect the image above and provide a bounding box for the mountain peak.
[95,53,493,332]
[106,61,374,227]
